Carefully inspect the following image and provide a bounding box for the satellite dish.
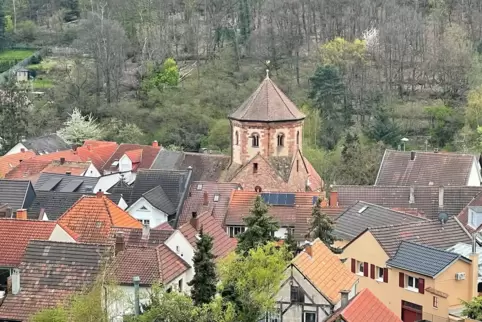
[438,212,449,224]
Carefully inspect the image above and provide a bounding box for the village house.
[5,133,70,156]
[375,150,482,186]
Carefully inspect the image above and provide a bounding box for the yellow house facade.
[340,230,479,322]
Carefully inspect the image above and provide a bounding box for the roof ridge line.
[268,78,298,118]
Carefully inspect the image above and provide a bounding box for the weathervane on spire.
[265,60,271,79]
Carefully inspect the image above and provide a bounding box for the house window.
[196,184,203,190]
[228,226,246,238]
[235,131,239,145]
[178,279,183,292]
[213,194,220,202]
[468,207,482,228]
[377,267,384,281]
[277,133,285,147]
[290,285,304,303]
[138,219,150,225]
[433,296,438,308]
[296,131,300,145]
[252,133,259,147]
[167,287,172,293]
[176,245,180,253]
[304,312,316,322]
[253,163,258,174]
[407,275,419,291]
[357,261,364,276]
[296,159,299,172]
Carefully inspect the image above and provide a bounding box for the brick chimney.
[304,242,312,257]
[438,186,444,209]
[60,157,66,165]
[152,140,159,147]
[66,171,71,175]
[410,151,416,161]
[96,190,103,198]
[115,232,125,255]
[191,212,199,231]
[340,290,350,308]
[203,191,209,206]
[11,268,20,295]
[16,209,27,220]
[329,191,338,207]
[87,144,92,151]
[20,148,25,153]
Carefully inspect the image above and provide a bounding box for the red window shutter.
[363,262,369,277]
[383,268,389,283]
[370,264,375,279]
[418,278,425,294]
[351,259,356,273]
[399,272,405,288]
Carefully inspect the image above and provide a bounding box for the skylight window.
[112,161,119,167]
[213,194,220,202]
[196,184,203,191]
[358,206,368,214]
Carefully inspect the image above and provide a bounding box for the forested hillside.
[1,0,482,185]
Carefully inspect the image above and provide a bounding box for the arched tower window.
[296,131,300,145]
[277,133,285,147]
[252,133,259,147]
[235,131,239,145]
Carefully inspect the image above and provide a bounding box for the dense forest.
[1,0,482,185]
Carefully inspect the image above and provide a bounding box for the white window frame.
[304,311,317,322]
[406,275,419,292]
[138,219,150,225]
[357,261,364,276]
[377,267,384,282]
[227,226,246,238]
[213,194,220,202]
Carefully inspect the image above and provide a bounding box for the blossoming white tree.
[57,108,103,145]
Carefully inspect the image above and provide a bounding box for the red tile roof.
[4,159,51,182]
[0,219,57,267]
[34,149,83,162]
[0,151,36,177]
[112,244,189,285]
[58,194,142,243]
[153,221,174,231]
[41,161,91,176]
[111,227,173,247]
[226,190,320,229]
[125,149,143,163]
[102,144,161,173]
[179,212,236,259]
[457,191,482,233]
[178,181,240,227]
[77,141,118,171]
[326,289,401,322]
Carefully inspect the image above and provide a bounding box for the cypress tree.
[187,228,217,306]
[236,195,279,255]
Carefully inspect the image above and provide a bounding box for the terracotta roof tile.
[178,181,240,226]
[58,194,142,243]
[293,239,357,304]
[125,149,143,163]
[111,227,173,247]
[179,212,236,259]
[457,191,482,233]
[326,289,401,322]
[77,142,118,171]
[4,158,51,182]
[41,160,91,175]
[0,240,109,321]
[112,244,189,285]
[0,219,57,267]
[229,76,305,122]
[102,144,161,173]
[34,149,83,162]
[376,150,476,186]
[153,221,174,231]
[0,151,36,177]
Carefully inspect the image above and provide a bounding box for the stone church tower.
[225,73,323,192]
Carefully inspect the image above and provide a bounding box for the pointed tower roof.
[229,74,305,122]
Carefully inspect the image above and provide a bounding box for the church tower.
[226,72,322,192]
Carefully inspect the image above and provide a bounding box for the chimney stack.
[203,191,209,206]
[409,186,415,204]
[96,189,103,198]
[12,268,20,295]
[329,191,338,207]
[115,232,125,255]
[340,290,350,308]
[152,140,159,147]
[304,242,312,257]
[438,186,444,209]
[142,223,150,240]
[410,151,416,161]
[6,207,12,219]
[66,171,71,175]
[16,209,27,220]
[191,212,199,231]
[20,148,25,153]
[60,157,65,165]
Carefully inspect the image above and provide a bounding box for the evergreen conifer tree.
[187,228,217,306]
[236,196,279,255]
[284,229,298,257]
[309,198,337,248]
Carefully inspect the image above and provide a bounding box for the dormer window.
[196,184,203,190]
[252,133,259,147]
[277,133,285,147]
[468,206,482,228]
[213,194,220,202]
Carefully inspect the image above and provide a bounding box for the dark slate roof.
[335,185,482,220]
[0,240,110,321]
[386,241,470,277]
[367,217,472,257]
[28,191,123,220]
[228,76,305,122]
[376,150,477,186]
[34,173,99,193]
[334,201,427,241]
[151,151,230,182]
[143,185,176,215]
[129,169,190,207]
[0,179,35,211]
[108,178,133,197]
[21,133,70,154]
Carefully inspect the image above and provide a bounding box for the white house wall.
[165,230,195,268]
[49,225,76,242]
[127,198,168,228]
[6,143,28,155]
[119,155,133,172]
[468,158,482,186]
[94,172,134,193]
[84,163,101,177]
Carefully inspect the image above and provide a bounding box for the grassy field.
[0,49,36,61]
[33,78,54,89]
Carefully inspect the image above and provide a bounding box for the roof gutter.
[173,167,193,228]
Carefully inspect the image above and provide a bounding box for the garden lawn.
[0,49,36,61]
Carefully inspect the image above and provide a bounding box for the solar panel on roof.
[278,193,287,205]
[286,193,295,205]
[39,177,62,191]
[60,179,84,192]
[260,192,295,206]
[261,193,270,204]
[269,193,278,205]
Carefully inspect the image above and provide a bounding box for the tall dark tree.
[308,198,337,248]
[0,3,6,49]
[284,229,298,257]
[187,229,217,306]
[0,82,29,156]
[236,196,279,255]
[365,106,401,147]
[309,66,351,150]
